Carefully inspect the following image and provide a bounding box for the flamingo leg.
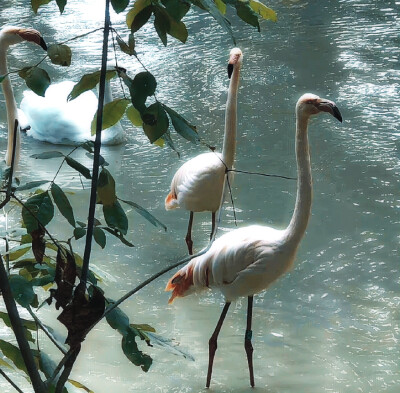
[245,296,255,387]
[185,211,194,255]
[210,212,216,240]
[206,302,231,388]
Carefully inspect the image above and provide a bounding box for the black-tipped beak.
[227,63,233,79]
[332,105,342,123]
[40,37,47,51]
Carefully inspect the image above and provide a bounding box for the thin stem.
[0,367,24,393]
[80,0,111,285]
[228,168,296,180]
[0,255,45,393]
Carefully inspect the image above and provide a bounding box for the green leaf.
[16,180,50,191]
[195,0,234,44]
[51,183,75,227]
[31,274,55,288]
[126,105,142,127]
[91,98,130,135]
[119,198,167,231]
[68,380,95,393]
[22,191,54,233]
[103,201,128,235]
[111,0,129,13]
[142,102,169,143]
[128,71,157,112]
[19,67,51,97]
[235,1,260,31]
[47,44,72,66]
[65,157,91,179]
[154,6,188,45]
[68,70,116,101]
[116,33,136,56]
[214,0,226,14]
[31,0,52,13]
[0,339,28,373]
[4,244,31,261]
[161,0,191,21]
[97,168,117,206]
[131,323,156,333]
[105,305,130,335]
[249,0,277,22]
[146,331,195,361]
[74,227,86,240]
[93,227,106,249]
[126,0,152,28]
[122,327,152,372]
[163,105,199,143]
[55,0,67,13]
[9,275,35,308]
[31,151,65,159]
[0,311,37,331]
[154,8,168,46]
[0,74,7,83]
[102,227,134,247]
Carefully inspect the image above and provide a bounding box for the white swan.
[20,79,125,146]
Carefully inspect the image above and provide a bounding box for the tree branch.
[0,367,24,393]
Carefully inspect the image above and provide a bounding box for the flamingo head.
[0,26,47,51]
[228,47,243,79]
[296,93,342,122]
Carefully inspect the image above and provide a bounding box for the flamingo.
[166,93,342,387]
[165,48,243,254]
[0,26,47,166]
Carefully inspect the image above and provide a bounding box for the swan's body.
[20,80,125,145]
[165,48,242,254]
[0,26,47,166]
[166,93,343,387]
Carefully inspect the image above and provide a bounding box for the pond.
[0,0,399,392]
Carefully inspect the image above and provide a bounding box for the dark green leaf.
[161,0,191,21]
[126,0,152,29]
[5,244,31,261]
[65,157,91,179]
[31,151,65,159]
[0,339,28,373]
[68,70,117,101]
[235,1,260,31]
[91,98,130,135]
[55,0,67,13]
[163,105,199,143]
[85,152,108,167]
[19,67,51,97]
[122,327,152,372]
[0,311,36,330]
[74,227,86,240]
[51,183,75,227]
[116,33,136,56]
[31,274,55,287]
[16,180,50,191]
[31,0,51,13]
[132,6,154,32]
[111,0,129,13]
[80,141,95,153]
[142,102,169,143]
[9,275,35,308]
[103,201,128,235]
[102,227,134,247]
[105,305,130,335]
[154,8,168,46]
[119,198,167,231]
[129,71,157,112]
[47,44,72,66]
[93,227,106,249]
[22,191,54,233]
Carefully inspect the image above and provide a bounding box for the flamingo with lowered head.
[0,26,47,166]
[165,48,243,255]
[166,93,342,387]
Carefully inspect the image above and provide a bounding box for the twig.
[54,346,80,393]
[0,367,24,393]
[228,168,296,180]
[27,306,67,355]
[0,255,46,393]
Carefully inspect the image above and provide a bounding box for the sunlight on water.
[0,0,399,392]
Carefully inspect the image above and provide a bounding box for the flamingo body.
[166,152,226,213]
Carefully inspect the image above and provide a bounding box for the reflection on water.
[0,0,399,392]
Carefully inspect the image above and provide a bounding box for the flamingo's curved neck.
[222,65,240,169]
[0,41,20,166]
[284,111,313,246]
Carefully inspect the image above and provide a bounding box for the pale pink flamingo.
[165,48,243,254]
[166,93,342,387]
[0,26,47,166]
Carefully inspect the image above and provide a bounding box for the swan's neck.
[222,66,240,169]
[0,44,20,166]
[284,112,312,246]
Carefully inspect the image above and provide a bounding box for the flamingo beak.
[317,100,343,123]
[227,63,233,79]
[16,28,47,51]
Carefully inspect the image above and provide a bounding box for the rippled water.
[0,0,399,392]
